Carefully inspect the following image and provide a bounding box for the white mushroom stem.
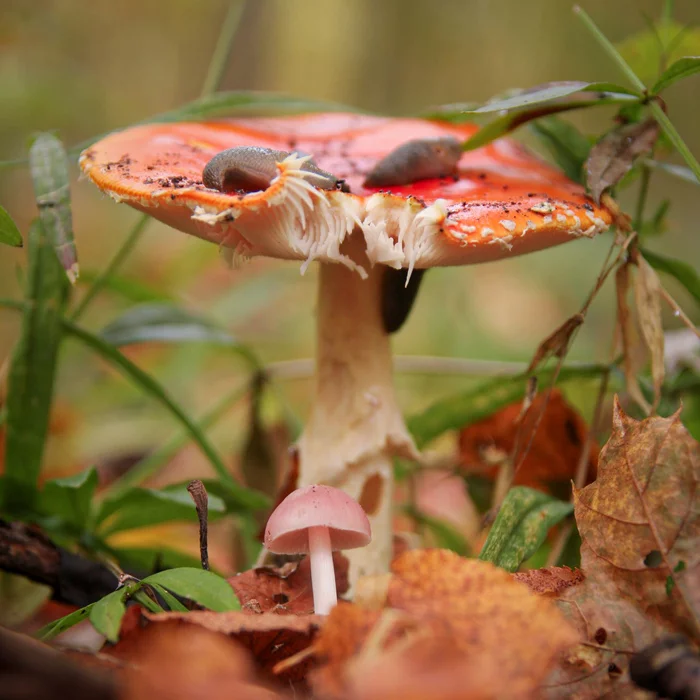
[308,526,337,615]
[296,239,419,585]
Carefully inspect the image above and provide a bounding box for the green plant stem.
[662,0,674,23]
[199,1,248,98]
[69,215,150,321]
[573,6,646,92]
[649,101,700,183]
[103,382,249,499]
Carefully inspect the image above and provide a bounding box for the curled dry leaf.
[586,118,660,203]
[526,314,584,375]
[312,550,577,700]
[634,255,665,412]
[107,610,321,688]
[458,389,598,492]
[545,400,700,698]
[616,262,651,414]
[121,623,281,700]
[229,552,349,615]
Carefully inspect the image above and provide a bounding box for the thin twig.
[660,286,700,340]
[187,480,210,570]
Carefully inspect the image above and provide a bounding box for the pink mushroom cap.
[264,485,371,554]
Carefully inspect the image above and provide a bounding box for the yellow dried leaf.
[635,255,665,412]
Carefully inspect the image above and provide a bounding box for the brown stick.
[187,480,209,570]
[0,520,118,607]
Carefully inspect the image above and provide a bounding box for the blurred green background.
[1,0,699,501]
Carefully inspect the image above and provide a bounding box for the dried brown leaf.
[526,314,584,375]
[616,262,650,413]
[513,567,585,596]
[545,400,700,698]
[634,255,665,411]
[586,119,660,203]
[229,552,348,615]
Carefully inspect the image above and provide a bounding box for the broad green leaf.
[39,467,99,531]
[99,303,257,366]
[529,116,591,184]
[407,364,609,449]
[652,56,700,94]
[479,487,573,572]
[79,269,173,304]
[62,320,267,511]
[96,485,225,536]
[37,603,95,641]
[404,506,470,556]
[146,582,189,612]
[464,82,639,114]
[143,568,240,611]
[641,248,700,307]
[0,205,22,247]
[90,584,137,642]
[3,221,69,512]
[461,95,636,153]
[646,159,700,185]
[28,133,78,283]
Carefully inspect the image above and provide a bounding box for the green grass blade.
[28,134,78,284]
[479,486,574,572]
[3,221,69,511]
[651,56,700,94]
[61,320,268,512]
[36,603,95,641]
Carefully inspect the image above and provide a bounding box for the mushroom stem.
[297,239,419,584]
[308,526,337,615]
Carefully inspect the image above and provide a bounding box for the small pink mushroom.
[264,485,371,615]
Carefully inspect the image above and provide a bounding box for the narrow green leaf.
[652,56,700,94]
[28,133,78,283]
[0,205,22,247]
[62,320,267,511]
[142,568,240,611]
[465,82,639,114]
[99,303,257,366]
[37,603,95,641]
[461,95,637,152]
[96,485,225,536]
[641,248,700,306]
[407,365,609,449]
[645,159,700,185]
[113,546,208,574]
[529,116,591,183]
[89,584,137,642]
[479,487,574,572]
[39,467,99,531]
[147,582,189,612]
[3,220,69,511]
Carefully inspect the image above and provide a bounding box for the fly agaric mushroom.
[264,484,370,614]
[80,113,613,581]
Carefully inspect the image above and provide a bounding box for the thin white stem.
[308,526,337,615]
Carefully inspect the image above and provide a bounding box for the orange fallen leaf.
[107,610,321,689]
[513,566,585,596]
[545,399,700,698]
[229,552,349,615]
[120,623,282,700]
[312,550,577,700]
[458,389,598,492]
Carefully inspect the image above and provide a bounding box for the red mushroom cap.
[264,485,371,554]
[80,113,613,276]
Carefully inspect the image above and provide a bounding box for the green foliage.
[641,248,700,307]
[404,505,470,556]
[529,116,591,184]
[142,568,240,612]
[3,220,69,512]
[0,205,22,247]
[479,487,573,572]
[28,133,78,283]
[37,467,98,534]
